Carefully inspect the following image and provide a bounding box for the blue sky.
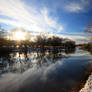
[0,0,92,43]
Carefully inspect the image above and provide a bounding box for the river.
[0,48,92,92]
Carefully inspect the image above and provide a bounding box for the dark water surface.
[0,48,92,92]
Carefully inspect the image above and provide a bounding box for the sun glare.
[13,31,25,40]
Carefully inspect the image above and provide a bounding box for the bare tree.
[86,21,92,41]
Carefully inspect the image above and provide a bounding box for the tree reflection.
[0,49,75,74]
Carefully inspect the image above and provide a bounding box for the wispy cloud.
[65,3,83,13]
[64,0,92,13]
[0,0,63,33]
[56,34,89,43]
[50,33,89,44]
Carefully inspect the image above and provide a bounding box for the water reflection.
[0,49,75,74]
[1,48,92,92]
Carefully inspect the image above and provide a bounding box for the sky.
[0,0,92,43]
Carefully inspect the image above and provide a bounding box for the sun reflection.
[14,53,25,60]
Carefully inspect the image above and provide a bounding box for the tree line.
[0,27,76,52]
[0,35,76,51]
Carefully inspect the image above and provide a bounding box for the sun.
[13,31,25,40]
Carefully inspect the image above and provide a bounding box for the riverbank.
[70,63,92,92]
[80,73,92,92]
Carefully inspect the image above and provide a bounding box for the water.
[0,48,92,92]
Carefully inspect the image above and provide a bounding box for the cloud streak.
[65,3,83,13]
[56,34,89,44]
[64,0,92,13]
[0,0,63,33]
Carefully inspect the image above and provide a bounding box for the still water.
[0,48,92,92]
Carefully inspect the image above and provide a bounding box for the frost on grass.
[80,74,92,92]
